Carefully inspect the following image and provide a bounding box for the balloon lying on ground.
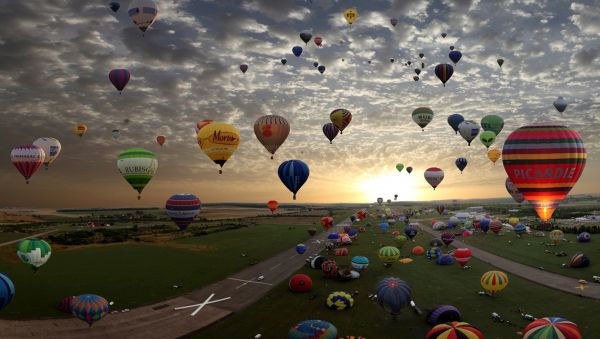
[426,322,483,339]
[569,252,590,268]
[288,319,338,339]
[427,305,461,326]
[326,291,354,310]
[522,317,580,339]
[289,274,312,293]
[480,271,508,295]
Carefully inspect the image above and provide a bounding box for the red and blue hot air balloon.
[292,46,303,57]
[109,69,130,94]
[449,51,462,65]
[71,294,109,327]
[165,194,202,230]
[278,160,309,200]
[435,64,454,86]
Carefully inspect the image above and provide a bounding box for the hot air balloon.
[505,177,525,203]
[396,163,404,173]
[109,1,120,12]
[33,137,61,170]
[553,96,568,113]
[165,194,201,230]
[318,65,326,74]
[326,291,353,310]
[434,64,454,86]
[111,129,120,139]
[413,76,420,81]
[394,194,398,200]
[514,223,527,235]
[351,256,369,272]
[427,305,462,326]
[376,277,411,317]
[549,229,564,245]
[314,36,323,47]
[292,46,303,57]
[487,148,501,164]
[458,120,480,146]
[330,109,352,134]
[289,274,312,293]
[424,167,444,190]
[404,225,417,240]
[313,62,319,68]
[414,68,421,75]
[299,32,312,45]
[577,232,591,243]
[127,0,158,33]
[267,200,279,213]
[481,115,504,136]
[321,259,338,277]
[377,197,384,205]
[197,122,240,174]
[453,248,472,268]
[449,51,462,64]
[288,320,338,338]
[74,123,88,137]
[569,252,590,268]
[412,107,434,131]
[455,157,467,173]
[522,317,580,339]
[449,45,455,50]
[195,119,214,133]
[0,273,15,311]
[390,18,398,27]
[278,160,309,200]
[435,204,446,215]
[447,114,464,134]
[281,58,287,65]
[11,145,45,184]
[109,69,130,94]
[239,64,248,74]
[441,32,447,38]
[322,123,339,144]
[379,222,390,233]
[379,246,400,267]
[426,322,483,339]
[254,115,290,159]
[412,245,425,255]
[441,232,455,247]
[502,124,586,221]
[343,8,357,24]
[480,270,508,295]
[72,294,109,327]
[390,58,395,63]
[497,58,504,67]
[16,238,52,272]
[406,166,413,174]
[296,243,307,255]
[58,295,78,314]
[479,131,496,149]
[117,148,158,199]
[156,135,166,146]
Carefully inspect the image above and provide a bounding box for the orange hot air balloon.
[156,135,166,146]
[267,200,279,213]
[321,216,334,230]
[502,124,586,222]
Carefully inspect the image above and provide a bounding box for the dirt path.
[0,229,60,248]
[0,219,352,338]
[415,223,600,299]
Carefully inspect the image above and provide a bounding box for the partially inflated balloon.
[267,200,279,213]
[254,115,290,159]
[502,124,586,221]
[455,158,467,173]
[128,0,158,33]
[117,148,157,199]
[197,122,240,173]
[165,194,201,230]
[11,145,45,184]
[239,64,248,74]
[434,64,454,86]
[505,177,525,203]
[330,109,352,134]
[480,115,504,136]
[425,167,444,190]
[343,8,357,24]
[278,160,309,200]
[322,123,339,144]
[109,69,130,94]
[74,123,87,137]
[412,107,434,131]
[156,135,166,146]
[487,148,501,164]
[396,163,404,173]
[479,131,496,148]
[553,96,567,113]
[33,137,61,169]
[447,114,464,134]
[458,120,480,146]
[481,270,508,295]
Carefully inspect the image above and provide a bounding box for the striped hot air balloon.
[434,63,454,86]
[378,246,400,267]
[117,148,158,199]
[71,294,109,327]
[426,321,483,339]
[11,144,45,184]
[480,270,508,295]
[412,107,434,131]
[109,69,130,94]
[278,160,309,200]
[502,124,586,221]
[330,109,352,134]
[424,167,444,190]
[165,194,201,230]
[522,317,581,339]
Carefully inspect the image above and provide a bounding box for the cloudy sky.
[1,0,599,208]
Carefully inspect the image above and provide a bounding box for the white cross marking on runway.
[228,277,274,289]
[174,293,231,316]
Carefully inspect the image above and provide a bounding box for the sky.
[1,0,600,208]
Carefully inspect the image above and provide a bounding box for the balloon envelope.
[11,144,45,183]
[458,120,480,146]
[16,238,51,271]
[109,69,130,92]
[292,46,303,57]
[197,122,240,173]
[522,317,580,339]
[117,148,158,199]
[554,96,568,113]
[254,115,290,158]
[376,277,411,315]
[481,115,504,136]
[412,107,434,131]
[343,8,357,24]
[278,160,309,200]
[33,137,61,169]
[447,114,464,134]
[165,194,201,230]
[455,157,467,173]
[479,131,497,148]
[128,0,158,32]
[322,123,339,144]
[0,273,15,311]
[449,51,462,64]
[424,167,444,190]
[434,63,454,86]
[330,109,352,133]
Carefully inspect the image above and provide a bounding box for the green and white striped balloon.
[117,148,158,199]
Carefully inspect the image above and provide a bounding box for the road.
[0,219,351,338]
[0,229,60,247]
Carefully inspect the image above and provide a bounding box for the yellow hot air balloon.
[343,8,358,25]
[74,123,87,137]
[487,148,501,164]
[197,122,240,174]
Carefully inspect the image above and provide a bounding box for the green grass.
[0,232,31,243]
[0,211,355,319]
[197,213,599,339]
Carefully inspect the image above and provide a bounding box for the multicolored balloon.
[453,248,472,268]
[569,252,590,268]
[505,177,525,203]
[426,322,483,339]
[165,194,201,230]
[378,246,400,267]
[288,319,338,339]
[296,243,307,255]
[330,109,352,134]
[127,0,158,33]
[197,122,240,174]
[117,148,158,199]
[502,124,586,221]
[71,294,109,327]
[343,8,358,24]
[326,291,354,310]
[109,69,130,94]
[441,232,455,247]
[16,238,52,271]
[522,317,580,339]
[278,160,309,200]
[11,144,45,184]
[412,107,434,131]
[74,123,87,137]
[254,115,290,159]
[480,270,508,295]
[434,63,454,86]
[32,137,61,170]
[424,167,444,190]
[458,120,480,146]
[351,256,369,272]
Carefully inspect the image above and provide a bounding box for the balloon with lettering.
[109,69,130,94]
[503,124,586,221]
[412,107,434,131]
[553,96,568,113]
[479,131,496,149]
[165,194,201,230]
[156,135,166,146]
[458,120,480,146]
[239,64,248,74]
[322,123,339,144]
[117,148,158,199]
[33,137,61,170]
[505,177,525,203]
[314,36,323,47]
[434,64,454,86]
[74,123,88,137]
[343,8,357,24]
[254,115,290,159]
[127,0,158,33]
[278,160,309,200]
[11,144,45,184]
[447,114,464,134]
[197,122,240,174]
[330,109,352,134]
[455,157,467,173]
[425,167,444,190]
[487,149,501,164]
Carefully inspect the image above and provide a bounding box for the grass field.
[0,209,355,319]
[197,212,599,339]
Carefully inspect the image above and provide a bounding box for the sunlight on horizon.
[358,172,423,202]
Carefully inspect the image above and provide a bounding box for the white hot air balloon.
[128,0,158,33]
[33,137,61,169]
[458,120,480,146]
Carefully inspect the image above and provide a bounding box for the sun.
[358,173,423,202]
